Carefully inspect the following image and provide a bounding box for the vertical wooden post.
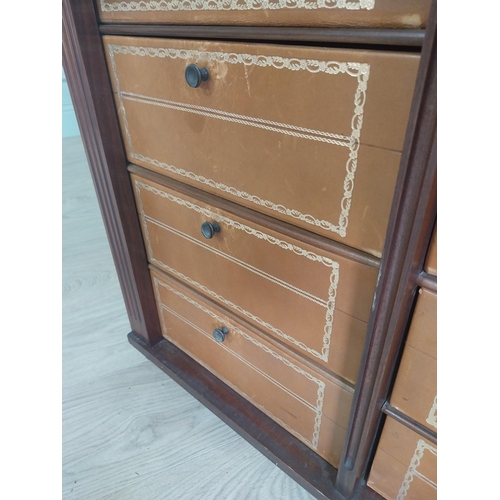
[336,1,437,496]
[62,0,163,345]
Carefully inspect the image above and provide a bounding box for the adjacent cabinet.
[63,1,436,498]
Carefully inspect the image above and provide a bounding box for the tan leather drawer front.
[424,224,437,275]
[97,0,431,28]
[132,173,378,384]
[105,36,420,257]
[151,269,353,467]
[368,418,436,500]
[390,288,437,431]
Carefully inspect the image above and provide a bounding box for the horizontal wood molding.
[416,271,437,293]
[381,402,437,445]
[99,24,425,48]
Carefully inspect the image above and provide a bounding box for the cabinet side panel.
[62,0,162,344]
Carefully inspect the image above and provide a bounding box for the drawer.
[368,417,437,500]
[151,268,353,467]
[424,224,437,276]
[390,288,437,431]
[105,36,420,257]
[97,0,431,28]
[132,172,378,384]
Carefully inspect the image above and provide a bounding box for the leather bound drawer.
[131,173,378,384]
[151,268,353,467]
[390,288,436,431]
[105,36,420,257]
[368,418,437,500]
[424,224,437,276]
[97,0,431,28]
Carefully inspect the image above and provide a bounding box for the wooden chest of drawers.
[63,0,436,498]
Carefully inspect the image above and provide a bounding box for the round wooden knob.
[185,64,209,88]
[213,327,229,343]
[201,221,220,239]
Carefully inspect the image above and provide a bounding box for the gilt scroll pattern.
[153,276,326,449]
[397,439,437,500]
[136,179,339,362]
[426,396,437,429]
[101,0,375,13]
[108,43,370,238]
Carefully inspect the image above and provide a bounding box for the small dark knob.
[201,221,220,239]
[185,64,209,88]
[213,326,229,343]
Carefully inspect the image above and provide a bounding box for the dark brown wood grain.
[99,24,425,47]
[381,402,437,445]
[335,0,437,496]
[128,331,384,500]
[63,0,162,345]
[99,24,425,48]
[128,163,380,270]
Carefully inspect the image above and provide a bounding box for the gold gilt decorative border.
[136,179,339,362]
[101,0,375,13]
[397,439,437,500]
[426,396,437,429]
[108,43,370,238]
[153,276,326,449]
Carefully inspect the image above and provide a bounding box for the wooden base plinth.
[128,332,382,500]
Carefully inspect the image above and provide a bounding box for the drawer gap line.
[144,214,329,308]
[129,162,382,270]
[161,303,321,414]
[109,41,371,238]
[155,277,326,387]
[153,254,331,362]
[154,277,326,448]
[381,402,437,444]
[136,179,340,362]
[167,330,320,450]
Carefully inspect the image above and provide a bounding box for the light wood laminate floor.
[62,135,316,500]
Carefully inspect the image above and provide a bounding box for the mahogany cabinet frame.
[62,1,437,498]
